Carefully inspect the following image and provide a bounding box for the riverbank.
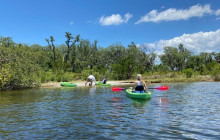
[41,75,215,88]
[145,75,214,83]
[41,80,134,88]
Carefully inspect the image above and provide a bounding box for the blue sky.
[1,0,220,54]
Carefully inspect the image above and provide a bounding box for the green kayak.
[96,82,111,86]
[125,89,151,99]
[60,82,77,87]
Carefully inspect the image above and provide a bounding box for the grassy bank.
[142,73,214,84]
[41,73,216,88]
[145,76,213,83]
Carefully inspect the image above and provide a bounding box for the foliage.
[211,64,220,81]
[81,69,100,80]
[0,35,219,90]
[155,64,170,74]
[0,64,11,89]
[160,44,191,71]
[183,68,193,78]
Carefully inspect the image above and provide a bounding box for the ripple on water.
[0,82,220,139]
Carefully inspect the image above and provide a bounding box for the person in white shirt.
[85,75,96,86]
[133,74,148,93]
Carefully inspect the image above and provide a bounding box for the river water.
[0,82,220,139]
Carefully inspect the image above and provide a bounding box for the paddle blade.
[155,86,169,90]
[112,87,125,91]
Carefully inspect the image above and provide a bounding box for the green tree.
[0,37,15,47]
[186,55,203,71]
[176,44,191,71]
[199,52,213,65]
[160,44,191,71]
[64,32,80,72]
[138,44,156,72]
[46,36,57,62]
[160,46,178,71]
[213,52,220,63]
[64,32,73,63]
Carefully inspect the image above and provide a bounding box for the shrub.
[212,64,220,81]
[41,70,54,82]
[81,69,100,80]
[184,68,193,78]
[0,64,12,89]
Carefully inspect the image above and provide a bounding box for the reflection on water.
[0,82,220,139]
[89,86,96,95]
[157,97,169,114]
[131,98,149,108]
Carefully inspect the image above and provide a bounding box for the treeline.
[0,33,219,89]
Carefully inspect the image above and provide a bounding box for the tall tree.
[64,32,80,72]
[64,32,73,63]
[186,55,203,71]
[138,44,156,72]
[213,52,220,63]
[160,46,178,71]
[160,44,191,71]
[0,37,15,47]
[45,36,56,62]
[199,52,213,65]
[176,44,191,71]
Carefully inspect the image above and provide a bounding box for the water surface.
[0,82,220,139]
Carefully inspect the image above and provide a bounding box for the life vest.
[135,80,144,91]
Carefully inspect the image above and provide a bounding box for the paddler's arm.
[143,81,148,91]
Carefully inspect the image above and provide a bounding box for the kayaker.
[85,75,96,86]
[101,76,107,84]
[133,74,148,93]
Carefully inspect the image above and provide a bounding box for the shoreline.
[40,76,215,88]
[41,80,134,88]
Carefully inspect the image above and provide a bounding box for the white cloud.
[215,9,220,16]
[124,13,133,22]
[143,29,220,55]
[99,13,133,26]
[135,4,212,24]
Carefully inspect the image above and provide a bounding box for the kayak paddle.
[112,86,169,92]
[148,86,169,90]
[111,87,125,91]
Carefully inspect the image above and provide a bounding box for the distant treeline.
[0,33,220,89]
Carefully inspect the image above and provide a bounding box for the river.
[0,82,220,139]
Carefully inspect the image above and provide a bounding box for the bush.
[110,63,127,80]
[41,70,54,82]
[72,73,82,80]
[184,68,193,78]
[212,64,220,81]
[0,64,12,89]
[9,62,42,89]
[81,69,100,80]
[55,72,73,82]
